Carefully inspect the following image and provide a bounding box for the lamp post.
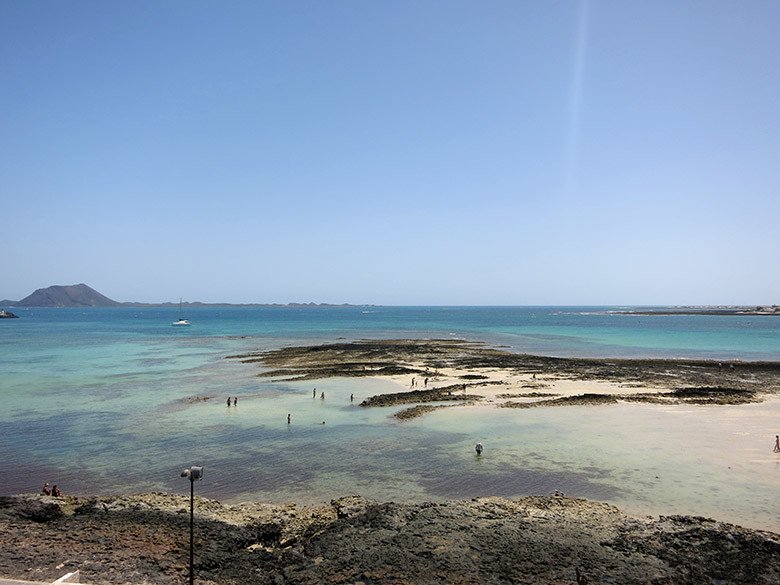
[181,466,203,585]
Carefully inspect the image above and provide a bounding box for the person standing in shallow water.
[774,435,780,453]
[226,396,231,407]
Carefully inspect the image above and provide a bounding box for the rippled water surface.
[2,306,779,532]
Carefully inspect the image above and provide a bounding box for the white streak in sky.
[565,0,589,198]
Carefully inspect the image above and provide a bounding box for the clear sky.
[2,1,778,305]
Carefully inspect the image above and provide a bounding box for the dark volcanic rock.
[11,497,64,522]
[229,340,780,405]
[1,493,778,585]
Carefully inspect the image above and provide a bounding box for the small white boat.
[172,298,190,326]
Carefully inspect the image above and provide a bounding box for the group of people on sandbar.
[41,482,61,497]
[410,376,431,389]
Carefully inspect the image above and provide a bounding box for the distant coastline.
[121,301,371,308]
[1,283,371,308]
[603,306,780,316]
[1,300,372,308]
[3,284,777,313]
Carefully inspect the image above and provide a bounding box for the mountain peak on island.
[15,283,121,307]
[3,285,368,308]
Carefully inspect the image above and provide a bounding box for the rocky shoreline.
[2,493,779,585]
[227,339,780,418]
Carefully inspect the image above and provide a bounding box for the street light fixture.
[181,466,203,585]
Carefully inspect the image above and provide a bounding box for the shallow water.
[1,306,779,532]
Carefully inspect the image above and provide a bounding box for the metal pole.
[189,478,194,585]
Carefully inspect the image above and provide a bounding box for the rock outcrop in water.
[1,493,778,585]
[228,339,780,415]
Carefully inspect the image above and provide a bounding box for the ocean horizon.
[2,306,779,532]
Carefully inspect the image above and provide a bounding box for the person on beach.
[350,393,354,402]
[51,485,61,497]
[774,435,780,453]
[411,377,416,388]
[41,483,51,495]
[227,397,231,407]
[321,392,325,399]
[424,377,428,388]
[287,414,291,424]
[313,388,317,398]
[233,397,238,406]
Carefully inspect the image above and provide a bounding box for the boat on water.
[172,299,190,326]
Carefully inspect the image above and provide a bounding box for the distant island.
[1,284,369,308]
[2,285,777,314]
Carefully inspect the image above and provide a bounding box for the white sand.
[379,365,671,407]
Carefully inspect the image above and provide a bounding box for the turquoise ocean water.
[2,306,779,531]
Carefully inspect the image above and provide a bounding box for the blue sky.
[2,1,778,305]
